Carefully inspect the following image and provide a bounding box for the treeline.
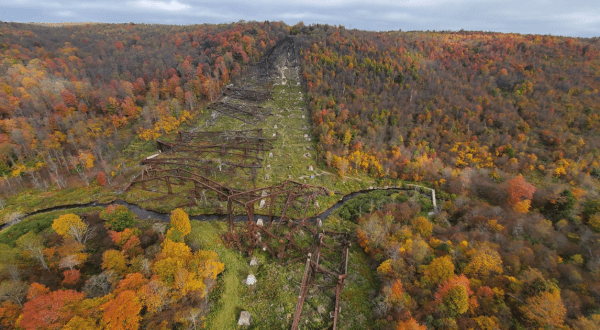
[297,25,600,186]
[0,21,289,191]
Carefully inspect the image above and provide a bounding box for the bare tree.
[0,280,28,308]
[84,271,116,298]
[16,232,48,270]
[0,244,20,281]
[67,221,95,245]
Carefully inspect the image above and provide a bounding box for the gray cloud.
[0,0,598,37]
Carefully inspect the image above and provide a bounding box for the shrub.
[100,205,135,231]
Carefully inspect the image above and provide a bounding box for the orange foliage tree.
[101,290,142,330]
[506,174,535,206]
[520,287,566,329]
[19,287,84,330]
[396,318,427,330]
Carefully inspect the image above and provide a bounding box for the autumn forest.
[1,20,600,329]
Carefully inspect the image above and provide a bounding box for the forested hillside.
[0,21,288,191]
[296,25,600,329]
[3,20,600,329]
[299,25,600,186]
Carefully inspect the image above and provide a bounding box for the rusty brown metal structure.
[222,181,329,261]
[222,86,272,102]
[291,229,351,330]
[207,101,271,124]
[125,129,275,193]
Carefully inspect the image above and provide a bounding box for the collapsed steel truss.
[223,181,329,261]
[253,36,300,83]
[208,101,271,124]
[128,129,275,190]
[222,86,272,102]
[292,230,351,330]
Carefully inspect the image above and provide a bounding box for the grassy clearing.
[187,220,249,329]
[190,213,379,329]
[0,206,105,246]
[123,79,376,217]
[0,185,116,225]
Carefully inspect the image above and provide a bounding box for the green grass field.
[188,216,379,330]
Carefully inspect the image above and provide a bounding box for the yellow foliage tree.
[412,216,433,237]
[474,316,499,330]
[192,250,225,280]
[441,285,469,317]
[520,288,566,328]
[102,250,128,275]
[152,239,224,297]
[589,214,600,233]
[139,277,169,314]
[464,245,503,277]
[514,199,531,213]
[377,259,395,278]
[52,214,89,244]
[174,268,206,297]
[78,152,95,169]
[167,208,191,241]
[422,256,455,287]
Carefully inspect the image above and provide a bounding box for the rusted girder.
[223,87,272,102]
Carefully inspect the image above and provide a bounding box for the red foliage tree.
[97,171,107,186]
[20,289,84,330]
[506,174,535,206]
[62,269,81,285]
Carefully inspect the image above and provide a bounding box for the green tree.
[100,205,135,231]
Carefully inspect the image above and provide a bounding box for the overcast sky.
[1,0,598,38]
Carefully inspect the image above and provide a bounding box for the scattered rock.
[269,152,273,158]
[245,274,256,286]
[309,165,313,171]
[250,257,258,266]
[274,124,278,129]
[317,218,322,227]
[267,165,271,170]
[257,218,264,227]
[259,190,268,209]
[238,311,252,326]
[304,134,308,138]
[302,115,305,118]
